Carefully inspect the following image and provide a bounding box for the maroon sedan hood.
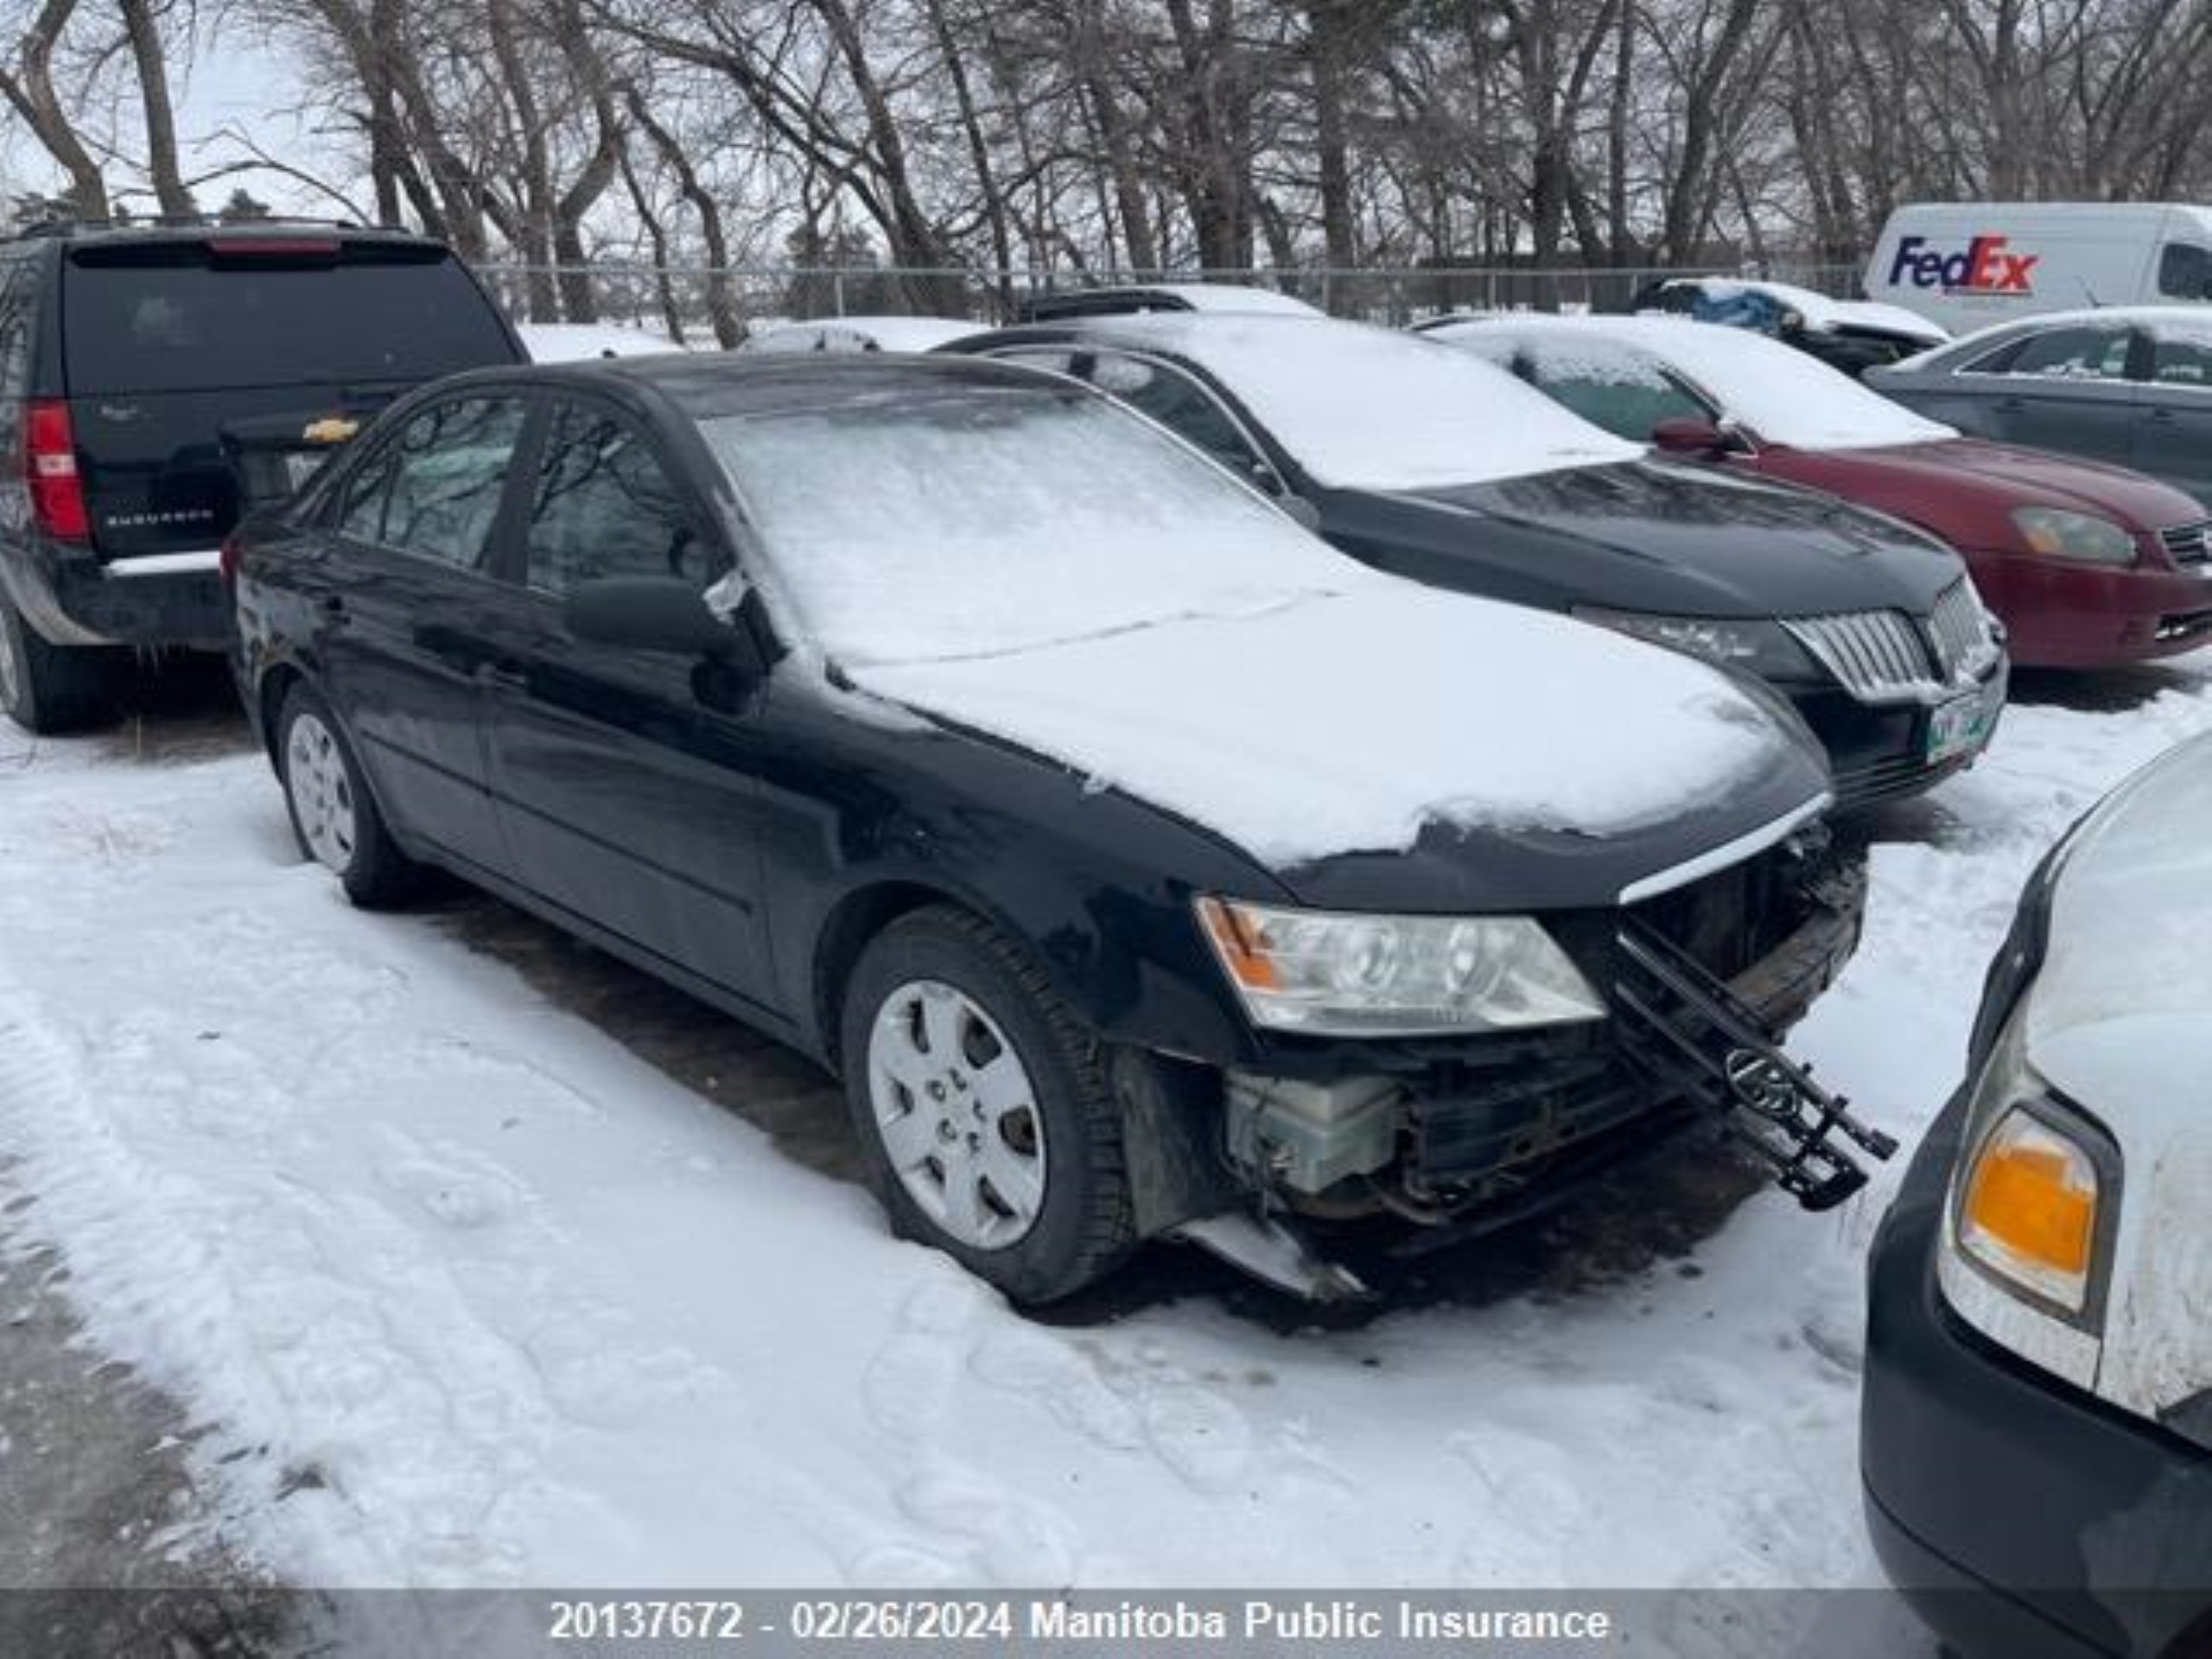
[1783,438,2206,531]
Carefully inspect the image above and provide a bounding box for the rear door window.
[2150,327,2212,389]
[523,401,715,596]
[1081,351,1281,489]
[1991,325,2136,380]
[61,243,514,396]
[338,395,528,571]
[1518,341,1716,441]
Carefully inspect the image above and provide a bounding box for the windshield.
[701,384,1370,668]
[1446,321,1955,452]
[1123,316,1642,491]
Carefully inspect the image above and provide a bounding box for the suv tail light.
[219,531,243,583]
[24,399,91,542]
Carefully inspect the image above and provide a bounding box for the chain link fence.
[471,261,1867,345]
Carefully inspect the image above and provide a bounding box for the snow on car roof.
[518,322,692,362]
[1656,277,1949,345]
[740,315,982,354]
[1061,313,1643,490]
[1126,283,1323,316]
[1429,313,1960,453]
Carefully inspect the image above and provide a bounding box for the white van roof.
[1887,200,2212,233]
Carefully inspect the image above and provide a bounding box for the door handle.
[2147,408,2178,424]
[474,660,529,691]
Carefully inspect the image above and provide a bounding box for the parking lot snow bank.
[856,587,1798,866]
[518,323,690,362]
[0,653,2206,1600]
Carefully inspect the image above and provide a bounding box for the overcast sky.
[4,34,347,218]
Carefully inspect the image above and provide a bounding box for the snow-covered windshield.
[701,385,1368,668]
[1433,317,1958,453]
[1094,315,1642,491]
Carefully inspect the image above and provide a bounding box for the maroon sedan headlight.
[2012,508,2139,566]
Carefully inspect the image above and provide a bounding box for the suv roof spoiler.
[8,213,415,244]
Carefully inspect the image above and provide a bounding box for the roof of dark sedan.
[500,349,1069,419]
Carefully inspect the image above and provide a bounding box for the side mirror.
[1651,417,1750,456]
[1276,493,1323,533]
[567,575,750,664]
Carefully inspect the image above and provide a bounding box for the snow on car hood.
[850,584,1810,873]
[2023,733,2212,1428]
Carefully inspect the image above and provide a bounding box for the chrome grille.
[1783,609,1939,702]
[1926,579,2000,680]
[1784,581,1998,704]
[2160,521,2212,567]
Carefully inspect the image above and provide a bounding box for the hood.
[1373,459,1963,619]
[849,584,1831,912]
[2021,734,2212,1433]
[1807,438,2208,532]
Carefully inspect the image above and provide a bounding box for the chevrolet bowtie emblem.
[302,417,360,445]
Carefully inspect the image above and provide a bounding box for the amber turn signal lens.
[1960,1109,2100,1311]
[1195,896,1282,991]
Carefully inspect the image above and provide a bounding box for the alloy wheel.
[866,978,1048,1249]
[285,712,359,873]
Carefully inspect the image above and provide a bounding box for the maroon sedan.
[1427,315,2212,668]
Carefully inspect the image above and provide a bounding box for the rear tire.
[839,906,1135,1303]
[0,597,120,734]
[276,682,420,908]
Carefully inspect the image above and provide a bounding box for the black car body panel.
[0,220,524,652]
[234,353,1867,1256]
[940,321,2001,809]
[1332,461,1960,619]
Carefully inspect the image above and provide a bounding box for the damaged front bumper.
[1173,836,1881,1297]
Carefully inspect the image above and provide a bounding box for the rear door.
[308,391,531,871]
[474,392,779,1014]
[59,236,518,575]
[1963,320,2143,465]
[2131,321,2212,502]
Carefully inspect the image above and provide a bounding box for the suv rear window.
[61,243,515,396]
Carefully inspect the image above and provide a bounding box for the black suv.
[0,218,523,731]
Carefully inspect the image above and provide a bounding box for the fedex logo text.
[1886,235,2039,296]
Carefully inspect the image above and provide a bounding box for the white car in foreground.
[1863,731,2212,1658]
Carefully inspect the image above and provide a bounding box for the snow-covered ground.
[1,657,2208,1604]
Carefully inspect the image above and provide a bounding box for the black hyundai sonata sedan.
[231,354,1889,1302]
[944,314,2009,810]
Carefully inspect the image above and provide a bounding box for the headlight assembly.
[2012,507,2139,567]
[1957,1105,2105,1313]
[1940,1007,2123,1367]
[1573,607,1816,680]
[1194,897,1606,1038]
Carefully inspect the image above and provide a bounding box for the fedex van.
[1866,202,2212,334]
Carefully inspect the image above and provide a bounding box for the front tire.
[840,906,1134,1303]
[0,597,119,734]
[276,682,420,907]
